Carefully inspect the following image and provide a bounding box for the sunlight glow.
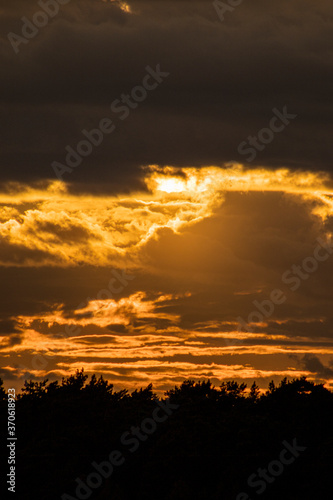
[0,164,332,268]
[107,0,132,13]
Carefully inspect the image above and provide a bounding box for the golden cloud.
[0,165,332,268]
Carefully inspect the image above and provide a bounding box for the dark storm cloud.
[0,319,20,333]
[1,0,332,190]
[298,354,333,379]
[0,265,138,320]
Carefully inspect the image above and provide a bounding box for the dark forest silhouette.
[0,371,332,499]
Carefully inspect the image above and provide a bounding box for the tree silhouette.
[1,371,332,500]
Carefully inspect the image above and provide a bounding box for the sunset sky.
[1,0,333,393]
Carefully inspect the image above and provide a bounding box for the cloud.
[0,319,20,334]
[1,166,333,393]
[0,166,332,267]
[1,1,333,390]
[0,0,332,190]
[298,354,333,379]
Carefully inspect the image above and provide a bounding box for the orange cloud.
[0,165,332,267]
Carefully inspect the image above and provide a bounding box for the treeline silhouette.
[0,371,332,499]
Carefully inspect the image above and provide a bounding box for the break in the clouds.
[1,1,333,392]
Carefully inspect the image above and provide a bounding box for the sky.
[1,0,333,393]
